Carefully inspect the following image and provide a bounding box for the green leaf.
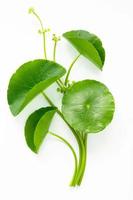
[7,59,66,116]
[25,107,56,153]
[63,30,105,70]
[62,80,115,134]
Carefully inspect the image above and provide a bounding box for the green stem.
[58,79,64,85]
[49,132,78,186]
[64,54,81,86]
[72,135,85,185]
[32,10,47,59]
[56,80,64,90]
[42,91,83,186]
[31,15,64,90]
[52,38,65,90]
[42,92,80,144]
[53,41,57,62]
[56,112,84,186]
[77,134,88,185]
[42,92,55,107]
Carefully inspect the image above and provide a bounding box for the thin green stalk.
[53,41,57,62]
[72,136,86,185]
[49,132,78,186]
[56,80,64,90]
[65,54,81,86]
[42,92,55,107]
[42,92,80,144]
[56,109,84,186]
[42,91,83,186]
[52,35,65,90]
[30,9,47,59]
[77,134,88,185]
[70,133,85,186]
[30,13,64,91]
[58,79,64,85]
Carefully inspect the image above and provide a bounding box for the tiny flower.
[52,34,61,42]
[28,7,35,14]
[38,29,42,34]
[38,28,51,34]
[45,28,51,32]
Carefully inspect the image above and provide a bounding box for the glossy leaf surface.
[25,107,56,153]
[7,60,66,116]
[62,80,115,134]
[63,30,105,69]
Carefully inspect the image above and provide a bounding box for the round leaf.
[7,59,66,116]
[63,30,105,70]
[62,80,115,134]
[25,107,56,153]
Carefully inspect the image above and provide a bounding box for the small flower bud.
[45,28,51,32]
[28,7,35,14]
[52,34,61,42]
[38,28,51,34]
[38,29,42,34]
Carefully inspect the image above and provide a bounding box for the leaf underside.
[62,80,115,134]
[7,59,66,116]
[63,30,105,70]
[25,107,56,153]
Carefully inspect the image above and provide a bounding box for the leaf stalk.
[29,8,48,59]
[49,131,78,185]
[65,54,81,86]
[42,91,87,186]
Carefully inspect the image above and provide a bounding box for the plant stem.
[42,92,80,143]
[53,41,57,62]
[30,9,64,89]
[77,134,88,185]
[52,36,65,90]
[42,91,84,186]
[49,131,78,185]
[56,80,64,90]
[64,54,81,86]
[56,111,85,186]
[72,136,86,185]
[31,9,47,59]
[58,79,64,87]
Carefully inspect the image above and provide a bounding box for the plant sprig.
[7,7,115,187]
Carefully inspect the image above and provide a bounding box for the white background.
[0,0,132,199]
